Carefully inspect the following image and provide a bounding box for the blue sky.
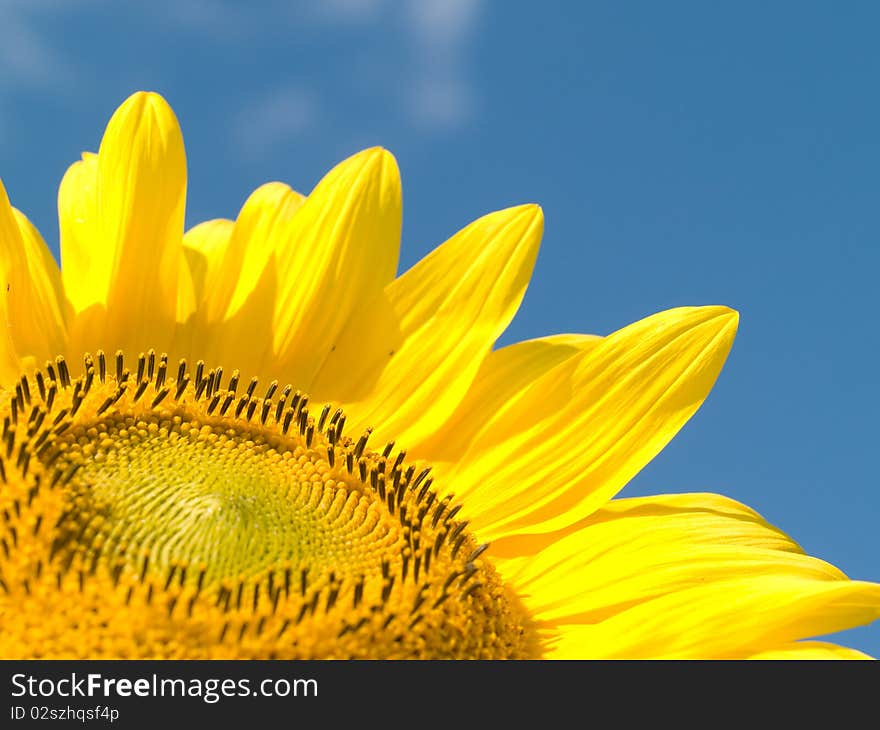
[1,1,878,655]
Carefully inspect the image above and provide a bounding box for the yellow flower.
[0,91,877,659]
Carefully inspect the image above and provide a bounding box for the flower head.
[0,92,877,658]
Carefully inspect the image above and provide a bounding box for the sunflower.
[0,91,877,660]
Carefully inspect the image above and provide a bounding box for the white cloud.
[232,0,484,151]
[407,0,481,48]
[0,0,485,161]
[315,0,385,24]
[408,74,473,129]
[234,86,320,157]
[138,0,254,41]
[0,2,79,89]
[403,0,482,130]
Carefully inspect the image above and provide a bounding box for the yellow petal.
[57,152,99,313]
[495,493,880,659]
[200,183,304,325]
[744,641,873,660]
[411,333,601,464]
[182,218,234,306]
[0,178,67,381]
[311,204,542,447]
[92,91,189,355]
[501,492,835,622]
[545,578,880,659]
[269,148,402,388]
[0,318,19,387]
[11,209,69,353]
[183,183,305,374]
[449,305,738,541]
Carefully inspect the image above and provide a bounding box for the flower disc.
[0,352,537,658]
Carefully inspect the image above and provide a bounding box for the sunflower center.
[56,416,400,586]
[0,352,538,659]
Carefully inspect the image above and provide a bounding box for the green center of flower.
[54,416,401,587]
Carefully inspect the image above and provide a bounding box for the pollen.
[0,352,538,658]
